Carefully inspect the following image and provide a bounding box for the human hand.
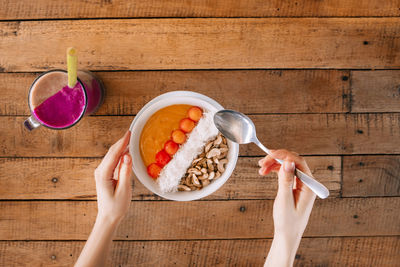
[94,130,133,225]
[259,149,316,265]
[75,131,133,267]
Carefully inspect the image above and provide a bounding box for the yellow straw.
[67,47,78,88]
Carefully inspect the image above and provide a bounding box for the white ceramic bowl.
[129,91,239,201]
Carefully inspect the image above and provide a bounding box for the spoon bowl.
[213,109,255,144]
[214,109,329,199]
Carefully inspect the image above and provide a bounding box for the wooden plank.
[0,70,350,116]
[351,70,400,113]
[0,156,341,200]
[296,237,400,266]
[342,155,400,197]
[1,0,400,20]
[1,114,399,157]
[1,18,400,71]
[1,237,399,266]
[0,198,398,240]
[250,113,400,156]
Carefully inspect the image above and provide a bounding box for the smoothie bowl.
[129,91,239,201]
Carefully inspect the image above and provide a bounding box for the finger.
[259,150,293,175]
[290,160,316,201]
[99,131,131,178]
[271,149,312,177]
[268,163,281,173]
[258,154,278,168]
[297,175,317,211]
[115,153,133,198]
[258,155,279,176]
[259,162,280,176]
[113,146,129,181]
[259,151,294,176]
[271,149,316,208]
[270,149,294,161]
[258,149,277,167]
[113,157,123,181]
[258,157,267,167]
[293,177,302,203]
[277,160,295,202]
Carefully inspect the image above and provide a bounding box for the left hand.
[94,130,133,224]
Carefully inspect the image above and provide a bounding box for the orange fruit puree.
[140,104,191,167]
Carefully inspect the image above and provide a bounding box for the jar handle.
[24,116,41,131]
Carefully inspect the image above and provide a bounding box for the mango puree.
[140,104,191,166]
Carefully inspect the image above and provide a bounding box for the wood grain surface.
[343,156,400,197]
[1,113,399,157]
[0,237,399,267]
[1,1,400,266]
[1,0,400,19]
[352,70,400,113]
[1,18,400,71]
[3,69,400,116]
[0,198,398,240]
[3,70,400,115]
[0,70,350,115]
[0,156,341,200]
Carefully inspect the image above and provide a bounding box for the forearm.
[75,216,120,267]
[264,234,301,267]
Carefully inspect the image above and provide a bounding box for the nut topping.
[205,141,213,153]
[214,135,222,145]
[178,184,191,191]
[178,133,229,191]
[206,148,221,159]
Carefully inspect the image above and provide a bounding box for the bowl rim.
[129,91,239,201]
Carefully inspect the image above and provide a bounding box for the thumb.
[277,160,295,200]
[115,153,133,197]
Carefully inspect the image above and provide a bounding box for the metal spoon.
[214,109,329,199]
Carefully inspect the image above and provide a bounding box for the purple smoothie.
[29,71,86,129]
[33,83,86,128]
[28,70,104,130]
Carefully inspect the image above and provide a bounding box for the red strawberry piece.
[179,118,195,133]
[187,106,203,122]
[147,163,162,179]
[171,129,186,144]
[155,149,171,167]
[164,140,179,155]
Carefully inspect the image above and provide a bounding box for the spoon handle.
[294,168,329,199]
[252,138,283,163]
[253,139,329,199]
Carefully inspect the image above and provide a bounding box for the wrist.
[272,234,300,252]
[267,234,301,266]
[273,231,302,245]
[265,238,295,267]
[95,214,121,230]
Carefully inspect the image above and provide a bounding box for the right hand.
[258,149,316,242]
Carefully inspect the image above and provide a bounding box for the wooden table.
[0,1,399,266]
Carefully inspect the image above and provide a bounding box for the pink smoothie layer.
[33,83,85,128]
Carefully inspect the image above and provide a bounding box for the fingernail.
[284,161,295,172]
[123,154,131,164]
